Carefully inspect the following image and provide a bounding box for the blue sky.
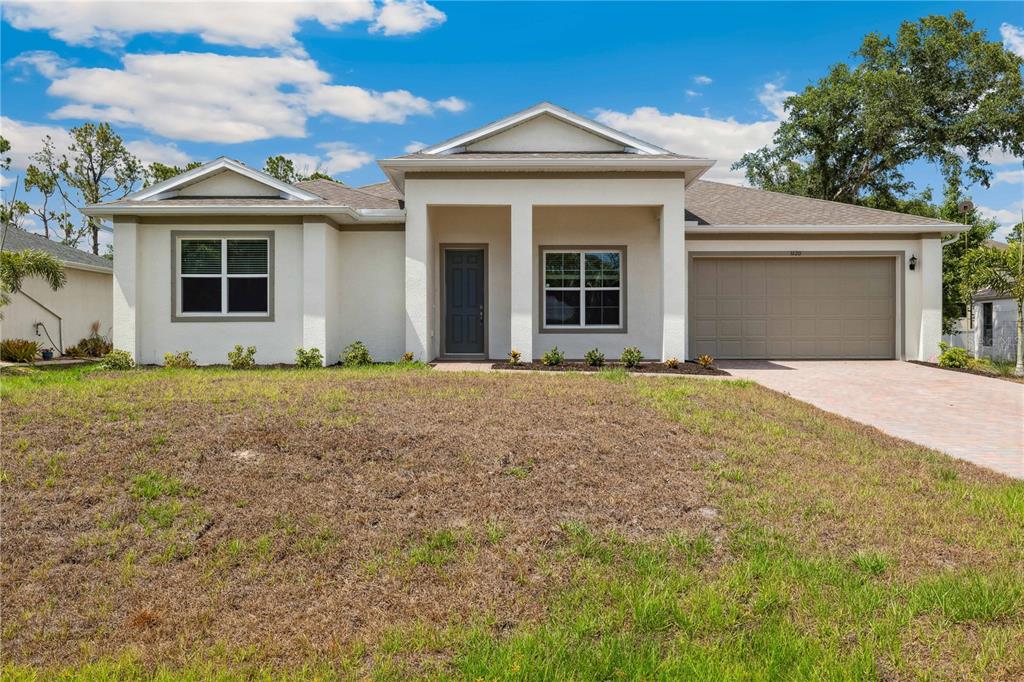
[2,1,1022,249]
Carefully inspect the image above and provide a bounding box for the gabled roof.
[419,102,680,156]
[685,180,962,229]
[0,224,112,271]
[125,157,322,202]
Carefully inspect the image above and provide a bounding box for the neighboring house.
[83,102,964,366]
[0,224,113,353]
[947,240,1020,362]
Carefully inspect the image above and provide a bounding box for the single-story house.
[0,224,113,353]
[947,240,1020,362]
[83,102,965,366]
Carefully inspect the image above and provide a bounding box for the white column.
[918,236,943,362]
[302,218,328,365]
[510,201,533,360]
[112,217,139,361]
[660,197,687,361]
[405,197,431,361]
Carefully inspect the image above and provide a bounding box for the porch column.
[302,218,328,365]
[405,197,431,361]
[510,201,534,360]
[918,236,943,362]
[660,197,687,361]
[112,217,139,361]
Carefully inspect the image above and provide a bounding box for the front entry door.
[444,248,486,355]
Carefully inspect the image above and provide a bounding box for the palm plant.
[961,239,1024,376]
[0,247,67,315]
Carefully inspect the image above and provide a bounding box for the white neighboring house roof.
[124,157,322,202]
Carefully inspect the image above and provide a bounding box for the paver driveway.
[719,360,1024,479]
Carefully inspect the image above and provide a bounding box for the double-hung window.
[543,249,623,329]
[177,236,271,318]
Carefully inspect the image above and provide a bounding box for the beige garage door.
[690,257,896,359]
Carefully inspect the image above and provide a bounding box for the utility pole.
[958,200,975,328]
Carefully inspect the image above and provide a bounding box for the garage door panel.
[691,257,895,359]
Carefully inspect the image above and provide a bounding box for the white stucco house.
[0,224,113,353]
[83,103,965,366]
[947,241,1020,362]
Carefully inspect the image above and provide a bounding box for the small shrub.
[584,348,605,367]
[665,357,680,369]
[967,357,996,374]
[1,338,39,363]
[507,349,522,366]
[227,345,257,370]
[541,346,564,367]
[102,349,136,370]
[400,351,415,364]
[295,347,324,369]
[64,321,112,358]
[620,346,643,368]
[163,351,196,368]
[341,341,372,366]
[937,342,969,369]
[696,354,715,369]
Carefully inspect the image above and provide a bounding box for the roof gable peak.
[125,157,321,202]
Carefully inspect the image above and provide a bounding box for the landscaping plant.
[163,351,196,368]
[341,341,373,366]
[665,357,680,369]
[101,349,135,370]
[620,346,643,368]
[937,342,970,368]
[227,345,257,370]
[697,354,716,369]
[64,321,112,358]
[584,348,605,367]
[0,338,39,363]
[507,349,522,366]
[400,351,415,364]
[295,347,324,369]
[541,346,564,367]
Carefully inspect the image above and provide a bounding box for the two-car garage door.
[690,257,896,359]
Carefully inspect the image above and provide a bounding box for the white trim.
[62,260,112,274]
[687,224,965,234]
[82,205,406,223]
[420,102,678,156]
[541,248,623,330]
[125,157,321,202]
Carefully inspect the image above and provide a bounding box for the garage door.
[690,257,895,359]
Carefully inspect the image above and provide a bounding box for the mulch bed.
[492,360,730,376]
[908,360,1024,384]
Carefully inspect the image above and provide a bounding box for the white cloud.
[1001,23,1024,58]
[371,0,446,36]
[693,75,713,85]
[5,50,69,79]
[994,168,1024,185]
[125,139,190,167]
[977,201,1024,240]
[757,81,796,120]
[284,141,373,175]
[0,116,73,171]
[2,1,377,49]
[22,51,464,143]
[685,89,701,98]
[403,140,426,153]
[594,107,780,184]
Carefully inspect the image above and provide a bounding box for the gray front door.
[444,248,485,355]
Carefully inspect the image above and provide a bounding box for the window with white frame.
[177,237,270,316]
[543,249,623,329]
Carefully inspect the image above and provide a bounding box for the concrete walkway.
[719,360,1024,479]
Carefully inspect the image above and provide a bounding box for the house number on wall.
[790,251,803,256]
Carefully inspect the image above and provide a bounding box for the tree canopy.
[263,155,335,184]
[734,11,1024,206]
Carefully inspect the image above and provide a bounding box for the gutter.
[81,205,407,224]
[688,224,967,235]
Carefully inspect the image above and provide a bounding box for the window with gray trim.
[178,237,269,316]
[543,249,622,328]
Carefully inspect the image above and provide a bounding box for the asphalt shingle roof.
[294,179,401,209]
[394,151,702,160]
[1,224,112,270]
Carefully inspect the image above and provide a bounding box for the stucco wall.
[0,266,112,351]
[135,220,303,365]
[686,236,941,362]
[177,172,281,197]
[335,230,406,362]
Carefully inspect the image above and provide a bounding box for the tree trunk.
[1016,298,1023,377]
[90,219,99,255]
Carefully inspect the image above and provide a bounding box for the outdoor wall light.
[909,255,917,271]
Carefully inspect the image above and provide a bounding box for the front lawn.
[2,365,1021,680]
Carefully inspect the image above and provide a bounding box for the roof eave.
[82,204,406,224]
[687,223,967,234]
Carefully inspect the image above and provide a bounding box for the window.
[982,302,993,347]
[177,236,270,318]
[543,249,623,329]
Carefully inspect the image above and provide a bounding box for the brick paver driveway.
[718,360,1024,479]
